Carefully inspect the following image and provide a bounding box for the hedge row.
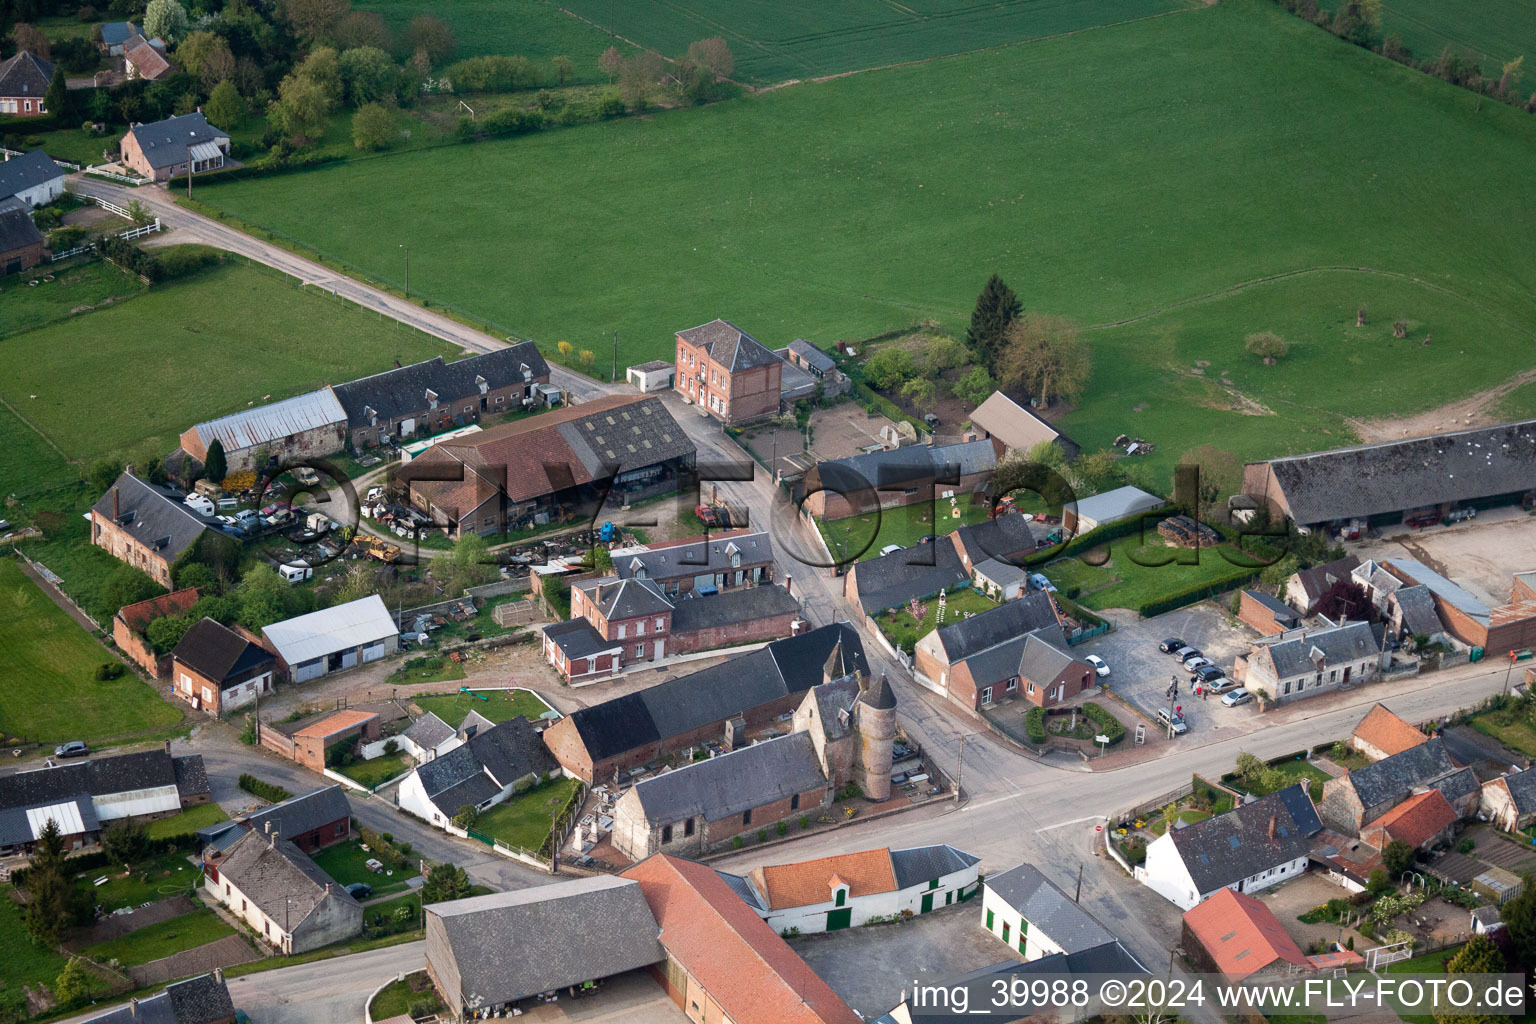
[1132,571,1259,618]
[9,831,194,888]
[238,773,291,803]
[201,150,347,185]
[1034,504,1179,566]
[1024,707,1047,744]
[1083,702,1124,746]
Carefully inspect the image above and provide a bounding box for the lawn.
[310,841,420,896]
[335,754,412,790]
[1056,539,1260,613]
[0,260,147,337]
[0,261,458,467]
[1468,708,1536,759]
[816,500,992,564]
[0,402,73,501]
[1148,809,1211,836]
[413,688,554,729]
[871,585,998,653]
[1242,759,1332,799]
[83,850,201,913]
[387,655,467,686]
[0,557,183,743]
[82,907,235,967]
[144,803,230,841]
[368,971,443,1021]
[1322,0,1536,80]
[474,777,583,853]
[0,883,73,994]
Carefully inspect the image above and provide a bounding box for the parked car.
[366,487,384,503]
[1191,664,1225,685]
[217,515,239,528]
[293,467,320,487]
[1221,687,1253,707]
[345,882,372,900]
[880,544,904,556]
[1084,655,1110,677]
[1159,637,1186,654]
[1204,676,1240,694]
[1174,646,1201,663]
[1183,655,1213,671]
[54,740,88,758]
[1156,708,1188,735]
[1028,573,1057,593]
[235,509,261,526]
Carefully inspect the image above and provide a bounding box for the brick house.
[1233,621,1383,703]
[259,709,380,773]
[801,438,999,521]
[1359,788,1458,852]
[1348,703,1427,763]
[329,344,551,451]
[1183,888,1362,981]
[613,529,774,596]
[1237,589,1300,636]
[200,785,352,868]
[179,389,348,478]
[0,51,53,116]
[90,471,214,588]
[0,202,45,274]
[1385,558,1536,657]
[170,618,277,716]
[674,319,783,424]
[1316,737,1476,834]
[121,112,230,182]
[912,593,1089,712]
[114,587,200,677]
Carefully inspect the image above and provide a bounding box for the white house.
[204,829,361,954]
[1134,784,1322,911]
[981,863,1118,961]
[379,711,463,764]
[625,360,675,393]
[395,718,560,829]
[725,844,980,935]
[972,557,1028,601]
[0,149,66,208]
[1236,620,1384,704]
[261,594,399,683]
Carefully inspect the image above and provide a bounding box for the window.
[636,620,645,635]
[1329,669,1337,682]
[1283,681,1292,695]
[635,644,645,657]
[242,899,247,912]
[335,822,345,836]
[742,809,752,826]
[225,883,230,896]
[790,794,800,811]
[986,909,995,930]
[929,879,940,890]
[662,824,673,844]
[496,395,505,404]
[684,818,694,837]
[1006,678,1017,692]
[980,687,992,704]
[1002,923,1011,944]
[656,618,664,630]
[835,888,846,907]
[264,921,269,936]
[617,623,626,638]
[902,487,919,496]
[464,405,472,413]
[1027,681,1035,694]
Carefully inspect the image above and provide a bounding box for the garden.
[311,838,420,897]
[872,586,998,654]
[816,500,992,565]
[469,777,583,855]
[332,753,412,790]
[367,969,444,1022]
[1466,693,1536,759]
[1040,537,1260,615]
[1223,751,1331,801]
[81,907,236,968]
[412,688,554,730]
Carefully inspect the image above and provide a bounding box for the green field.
[872,585,998,652]
[0,402,72,499]
[0,557,183,743]
[413,688,554,729]
[0,261,146,338]
[474,777,582,852]
[1326,0,1536,79]
[144,803,230,841]
[0,262,457,466]
[1052,539,1259,612]
[310,840,420,896]
[198,0,1536,488]
[82,907,236,967]
[560,0,1196,85]
[817,501,992,564]
[0,884,80,998]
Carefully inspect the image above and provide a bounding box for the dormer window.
[363,405,377,426]
[829,877,849,907]
[425,388,439,410]
[476,375,488,394]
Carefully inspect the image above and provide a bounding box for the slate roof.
[82,973,235,1024]
[1261,621,1380,679]
[1365,789,1457,849]
[622,854,861,1024]
[188,389,346,453]
[172,618,275,684]
[0,204,42,253]
[99,21,139,46]
[1183,887,1307,978]
[457,709,495,739]
[1351,704,1428,759]
[410,718,556,817]
[1292,555,1363,606]
[91,472,212,564]
[1435,766,1480,807]
[811,439,997,498]
[1166,784,1321,895]
[173,755,209,800]
[241,785,350,841]
[1071,485,1164,528]
[623,732,828,824]
[787,338,836,374]
[427,876,664,1008]
[330,344,549,427]
[1243,589,1299,629]
[971,557,1027,588]
[0,749,183,813]
[985,863,1116,952]
[126,113,230,171]
[803,677,861,742]
[850,541,969,614]
[560,623,866,761]
[1255,419,1536,524]
[116,588,200,634]
[402,712,455,752]
[1495,768,1536,816]
[715,869,767,910]
[963,624,1080,690]
[0,149,64,202]
[676,319,781,373]
[750,848,898,909]
[0,51,52,98]
[617,530,773,583]
[125,39,172,79]
[889,844,980,890]
[542,619,619,661]
[670,584,799,633]
[1346,737,1458,811]
[932,591,1060,662]
[217,829,356,927]
[260,595,398,666]
[574,576,673,620]
[951,513,1039,568]
[879,945,1148,1023]
[968,391,1060,452]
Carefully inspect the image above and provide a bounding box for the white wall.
[396,771,440,825]
[759,864,979,935]
[16,176,64,208]
[220,671,273,713]
[1135,832,1307,911]
[93,784,181,822]
[207,874,290,952]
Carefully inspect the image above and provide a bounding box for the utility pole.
[186,161,192,199]
[1073,863,1083,903]
[612,331,618,382]
[953,735,965,802]
[400,244,409,297]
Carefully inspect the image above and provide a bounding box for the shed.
[261,595,399,683]
[1063,485,1164,534]
[626,360,675,393]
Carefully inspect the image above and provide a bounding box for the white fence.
[83,167,148,185]
[49,217,161,262]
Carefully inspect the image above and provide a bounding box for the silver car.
[1221,687,1253,707]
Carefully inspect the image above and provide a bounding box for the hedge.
[9,831,194,888]
[238,773,292,803]
[1132,571,1259,618]
[1029,504,1179,566]
[1083,702,1124,746]
[1024,707,1046,744]
[199,151,347,184]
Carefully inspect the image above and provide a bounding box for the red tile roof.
[117,587,200,633]
[621,854,860,1024]
[1364,788,1458,850]
[1351,703,1428,758]
[749,848,898,910]
[1183,888,1307,979]
[293,709,377,739]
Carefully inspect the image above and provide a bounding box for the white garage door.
[294,658,325,683]
[362,641,387,664]
[340,649,359,670]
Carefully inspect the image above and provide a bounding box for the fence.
[1067,621,1111,645]
[465,577,531,599]
[82,166,148,185]
[49,216,162,263]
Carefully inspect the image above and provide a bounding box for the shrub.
[732,836,743,849]
[798,815,810,829]
[836,781,863,801]
[776,821,788,836]
[1024,707,1046,744]
[1458,837,1475,854]
[1082,702,1124,745]
[48,225,89,251]
[756,829,768,842]
[1120,838,1147,866]
[94,662,125,681]
[157,245,222,279]
[1133,574,1259,618]
[238,773,292,803]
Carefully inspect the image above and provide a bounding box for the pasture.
[197,0,1536,487]
[1326,0,1536,79]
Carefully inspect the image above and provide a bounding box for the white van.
[278,564,313,583]
[183,494,216,516]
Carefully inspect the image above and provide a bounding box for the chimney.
[213,967,223,985]
[783,573,791,598]
[269,826,279,848]
[164,739,170,754]
[112,485,119,522]
[1268,814,1277,840]
[264,821,272,835]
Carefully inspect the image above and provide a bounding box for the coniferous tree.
[966,273,1022,374]
[24,820,86,948]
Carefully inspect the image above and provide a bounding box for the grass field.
[1044,539,1259,612]
[816,501,992,564]
[369,971,442,1021]
[1325,0,1536,79]
[474,777,582,852]
[335,754,412,789]
[198,0,1536,489]
[0,884,74,995]
[82,907,235,967]
[559,0,1197,85]
[413,688,553,729]
[872,585,997,652]
[84,850,201,912]
[0,260,146,337]
[0,557,183,743]
[388,655,467,686]
[311,841,420,896]
[144,803,230,841]
[0,262,457,467]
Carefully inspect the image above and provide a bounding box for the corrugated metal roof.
[193,389,346,452]
[1072,485,1164,527]
[261,594,397,665]
[1388,558,1490,624]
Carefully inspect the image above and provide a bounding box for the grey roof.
[330,344,549,427]
[863,673,897,710]
[457,709,495,740]
[0,51,52,98]
[1394,585,1444,637]
[625,731,827,824]
[787,338,836,373]
[1243,589,1298,628]
[173,754,209,799]
[881,946,1146,1024]
[968,391,1060,451]
[126,113,230,171]
[851,541,969,614]
[1166,784,1322,896]
[972,557,1027,587]
[427,876,664,1007]
[617,530,773,583]
[410,718,557,817]
[0,150,64,202]
[574,576,673,620]
[984,864,1114,953]
[889,844,979,890]
[241,785,350,840]
[1261,621,1380,678]
[402,712,456,751]
[99,21,139,45]
[805,677,861,742]
[91,471,212,564]
[933,591,1059,662]
[0,204,42,254]
[1434,766,1480,806]
[676,319,781,372]
[1388,559,1491,624]
[714,869,767,910]
[629,359,673,372]
[217,829,357,927]
[83,973,235,1024]
[1013,625,1080,684]
[811,439,998,498]
[1497,769,1536,816]
[542,619,619,661]
[1292,555,1363,604]
[260,595,398,666]
[189,388,346,453]
[1071,485,1164,528]
[172,618,274,685]
[0,793,98,846]
[0,749,182,813]
[669,584,799,633]
[952,513,1039,567]
[1256,419,1536,525]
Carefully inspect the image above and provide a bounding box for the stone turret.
[853,674,897,801]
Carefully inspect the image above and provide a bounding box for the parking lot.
[1355,507,1536,609]
[1073,603,1258,731]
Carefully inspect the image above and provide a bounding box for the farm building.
[0,203,44,274]
[97,20,140,54]
[204,829,361,954]
[801,439,1000,521]
[123,36,173,80]
[1236,589,1299,635]
[674,318,783,424]
[842,542,969,621]
[613,529,775,595]
[982,863,1118,962]
[401,395,695,539]
[1232,621,1384,704]
[625,360,674,393]
[0,149,66,207]
[1479,768,1536,833]
[258,708,380,773]
[1360,788,1459,852]
[80,972,235,1024]
[1062,484,1164,535]
[1182,888,1361,981]
[967,391,1070,458]
[90,471,214,588]
[1385,559,1536,657]
[1316,737,1477,833]
[784,339,836,379]
[171,617,276,716]
[1348,703,1427,763]
[1242,419,1536,529]
[328,344,551,450]
[114,587,201,678]
[260,594,399,683]
[1285,555,1362,615]
[396,718,559,829]
[179,388,348,477]
[0,51,52,115]
[121,112,231,181]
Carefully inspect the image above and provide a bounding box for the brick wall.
[91,511,174,587]
[1238,591,1289,636]
[805,469,992,522]
[702,785,831,847]
[1485,613,1536,658]
[668,609,798,654]
[0,239,43,272]
[179,421,347,474]
[115,616,170,678]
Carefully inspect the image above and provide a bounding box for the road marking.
[1036,814,1108,832]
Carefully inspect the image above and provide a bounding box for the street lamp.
[400,244,409,298]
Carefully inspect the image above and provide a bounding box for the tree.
[618,50,663,110]
[446,531,497,593]
[1177,445,1241,522]
[237,563,291,630]
[45,68,67,120]
[1500,56,1525,97]
[24,821,86,949]
[270,71,336,142]
[101,821,148,864]
[404,14,456,67]
[1025,438,1065,472]
[951,365,996,408]
[53,958,92,1009]
[578,348,595,370]
[422,862,471,902]
[1437,933,1506,1024]
[1245,330,1289,364]
[145,613,193,654]
[334,562,376,604]
[1381,838,1415,877]
[1070,449,1124,494]
[278,0,346,47]
[89,458,123,494]
[686,37,733,79]
[144,0,189,44]
[598,46,623,83]
[863,347,915,390]
[452,805,479,829]
[1234,751,1265,784]
[205,79,245,129]
[296,46,344,103]
[177,31,235,88]
[966,273,1022,373]
[900,376,936,409]
[997,313,1091,408]
[339,46,393,106]
[1366,868,1392,894]
[333,10,391,51]
[102,564,164,614]
[556,340,573,357]
[1160,802,1179,834]
[551,55,572,86]
[352,102,394,151]
[124,198,152,226]
[1503,875,1536,971]
[1316,578,1371,622]
[10,23,51,58]
[921,334,969,374]
[202,438,228,485]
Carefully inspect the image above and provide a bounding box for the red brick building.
[911,593,1092,712]
[0,204,44,275]
[674,319,783,424]
[171,618,277,716]
[1237,589,1300,636]
[800,438,999,521]
[114,588,200,678]
[1385,559,1536,657]
[259,709,380,773]
[0,51,52,116]
[90,471,214,588]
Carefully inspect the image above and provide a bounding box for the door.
[654,640,664,659]
[921,892,934,913]
[340,649,359,670]
[826,908,852,931]
[1343,666,1351,683]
